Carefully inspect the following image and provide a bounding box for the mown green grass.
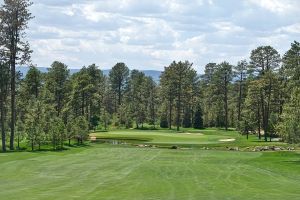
[1,128,299,200]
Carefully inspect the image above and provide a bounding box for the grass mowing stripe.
[1,128,300,200]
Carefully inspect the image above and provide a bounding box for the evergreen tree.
[282,41,300,83]
[193,106,204,129]
[45,61,70,117]
[182,108,192,128]
[24,100,44,151]
[277,87,300,143]
[214,62,233,130]
[0,61,9,152]
[250,46,281,141]
[0,0,33,150]
[75,116,89,144]
[234,60,248,123]
[160,113,169,128]
[145,77,158,127]
[160,61,198,131]
[109,63,129,109]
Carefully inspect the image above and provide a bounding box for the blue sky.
[25,0,300,72]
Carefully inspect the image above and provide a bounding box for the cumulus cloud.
[247,0,299,14]
[22,0,300,72]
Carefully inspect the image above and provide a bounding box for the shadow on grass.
[134,127,159,130]
[93,130,109,133]
[94,137,151,144]
[283,160,300,165]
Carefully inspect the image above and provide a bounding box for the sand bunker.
[184,132,204,135]
[219,138,236,142]
[90,136,97,141]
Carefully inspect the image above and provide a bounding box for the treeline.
[0,1,300,152]
[201,44,300,143]
[1,41,299,152]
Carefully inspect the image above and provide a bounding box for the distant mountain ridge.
[16,67,162,82]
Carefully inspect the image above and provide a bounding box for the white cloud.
[78,4,117,23]
[212,21,245,34]
[276,23,300,34]
[26,0,299,72]
[247,0,299,14]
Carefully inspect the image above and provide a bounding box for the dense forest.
[0,0,300,152]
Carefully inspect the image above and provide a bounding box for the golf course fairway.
[1,129,300,200]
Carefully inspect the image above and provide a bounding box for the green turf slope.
[1,145,299,200]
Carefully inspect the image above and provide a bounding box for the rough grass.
[1,128,300,200]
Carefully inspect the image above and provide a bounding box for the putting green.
[90,128,288,149]
[90,129,237,146]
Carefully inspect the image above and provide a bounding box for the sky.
[23,0,300,72]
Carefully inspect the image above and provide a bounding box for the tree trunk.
[82,92,85,116]
[257,105,261,140]
[260,89,267,142]
[176,77,182,132]
[176,99,181,131]
[1,94,6,152]
[176,93,182,132]
[61,139,63,149]
[238,73,243,121]
[53,138,56,150]
[104,109,107,130]
[224,75,228,131]
[10,59,16,150]
[17,134,20,150]
[118,84,121,106]
[267,78,272,142]
[169,97,172,130]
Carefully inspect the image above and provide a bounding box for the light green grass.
[92,130,230,145]
[1,129,299,200]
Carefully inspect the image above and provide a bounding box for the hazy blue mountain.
[17,67,162,82]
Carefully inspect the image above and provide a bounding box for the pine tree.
[250,46,281,141]
[0,61,9,152]
[160,113,169,128]
[277,87,300,143]
[160,61,198,131]
[109,63,129,109]
[0,0,34,150]
[183,108,192,128]
[193,105,203,129]
[45,61,70,117]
